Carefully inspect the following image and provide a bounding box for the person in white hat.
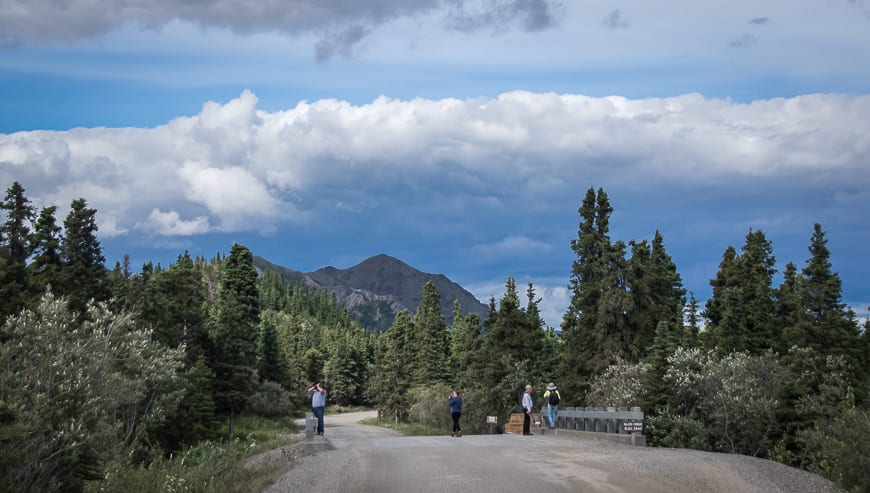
[543,383,561,429]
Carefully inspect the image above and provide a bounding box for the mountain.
[252,253,490,330]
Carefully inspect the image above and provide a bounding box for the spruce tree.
[374,310,413,423]
[702,246,739,350]
[702,230,777,355]
[560,187,612,402]
[738,229,778,352]
[484,277,542,386]
[0,182,35,264]
[595,240,635,364]
[28,206,63,295]
[643,320,681,412]
[784,224,864,393]
[59,198,108,319]
[412,280,449,385]
[649,231,687,327]
[0,182,35,320]
[258,318,287,385]
[212,244,260,438]
[774,262,803,334]
[683,292,701,347]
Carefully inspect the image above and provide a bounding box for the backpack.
[548,391,559,406]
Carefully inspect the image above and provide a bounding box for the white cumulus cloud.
[1,90,869,243]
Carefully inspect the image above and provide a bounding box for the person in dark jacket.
[448,390,463,437]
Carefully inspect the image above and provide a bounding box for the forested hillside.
[253,253,490,330]
[1,182,868,493]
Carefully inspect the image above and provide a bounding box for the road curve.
[265,411,839,493]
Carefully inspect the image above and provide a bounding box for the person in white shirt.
[522,384,534,435]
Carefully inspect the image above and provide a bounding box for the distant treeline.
[0,182,867,492]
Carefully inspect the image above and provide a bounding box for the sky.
[1,0,869,328]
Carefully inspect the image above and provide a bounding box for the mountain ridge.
[253,253,489,330]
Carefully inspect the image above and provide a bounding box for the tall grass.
[84,415,300,493]
[358,417,444,436]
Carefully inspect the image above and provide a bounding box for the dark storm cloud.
[0,0,562,59]
[314,25,371,63]
[445,0,561,33]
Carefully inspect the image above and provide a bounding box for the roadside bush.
[800,406,870,493]
[247,381,293,418]
[661,348,783,457]
[586,359,648,408]
[408,383,452,431]
[0,294,185,493]
[84,439,257,493]
[645,411,710,450]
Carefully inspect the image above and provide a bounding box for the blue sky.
[2,0,869,327]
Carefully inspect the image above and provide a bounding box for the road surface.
[265,411,839,493]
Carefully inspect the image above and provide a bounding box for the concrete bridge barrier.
[544,406,645,446]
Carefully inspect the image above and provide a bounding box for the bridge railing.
[543,406,644,435]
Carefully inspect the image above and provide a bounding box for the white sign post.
[486,415,497,434]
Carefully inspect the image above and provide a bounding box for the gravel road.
[265,411,841,493]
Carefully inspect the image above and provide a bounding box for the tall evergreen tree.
[484,277,542,385]
[783,224,865,393]
[0,182,36,320]
[702,230,777,354]
[595,240,635,364]
[774,262,803,334]
[738,229,778,352]
[59,198,108,319]
[212,244,260,438]
[372,310,413,423]
[137,252,210,365]
[1,182,35,263]
[702,245,739,350]
[649,231,687,327]
[411,280,449,385]
[560,187,612,402]
[683,292,701,347]
[28,206,63,295]
[258,318,288,385]
[642,320,681,412]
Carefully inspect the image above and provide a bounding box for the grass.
[326,404,372,414]
[358,417,445,436]
[85,415,302,493]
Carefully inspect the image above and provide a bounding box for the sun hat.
[547,383,556,390]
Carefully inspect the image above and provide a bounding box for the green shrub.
[800,406,870,492]
[84,439,257,493]
[246,381,293,418]
[586,359,648,408]
[645,411,710,450]
[408,383,452,431]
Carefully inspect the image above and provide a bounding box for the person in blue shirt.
[448,389,463,437]
[307,383,327,435]
[543,383,562,429]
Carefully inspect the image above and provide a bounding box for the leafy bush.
[0,294,185,492]
[586,359,648,408]
[408,383,452,431]
[645,410,710,450]
[246,381,293,418]
[661,348,783,457]
[801,406,870,493]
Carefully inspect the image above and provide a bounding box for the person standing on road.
[543,383,561,429]
[448,389,463,437]
[522,384,534,435]
[307,383,327,435]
